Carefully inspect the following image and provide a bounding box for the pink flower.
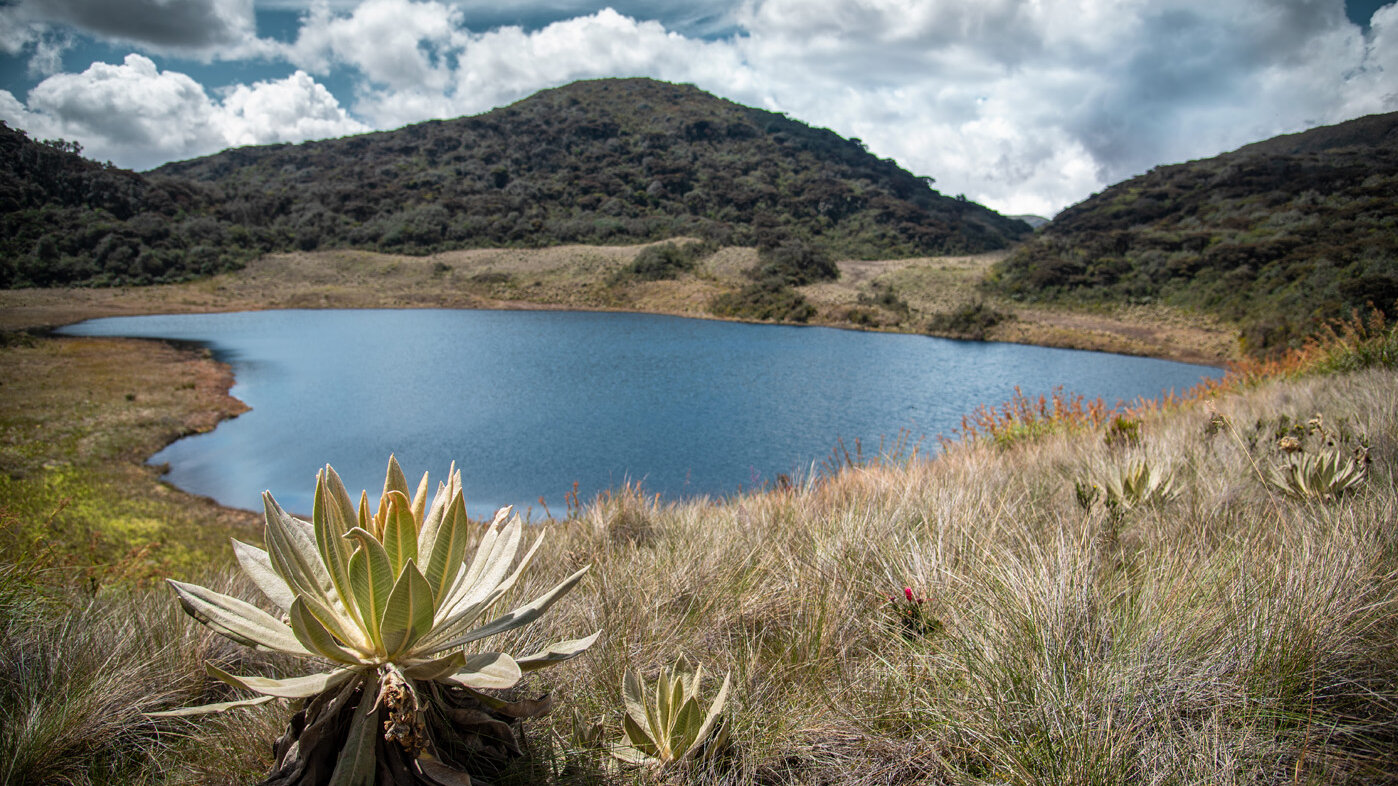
[904,587,915,602]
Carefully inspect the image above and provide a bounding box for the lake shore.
[0,243,1235,569]
[0,245,1237,366]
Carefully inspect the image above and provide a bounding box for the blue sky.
[1,0,1395,216]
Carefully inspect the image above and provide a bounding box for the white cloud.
[0,0,274,59]
[287,0,458,89]
[0,55,366,169]
[4,0,1396,214]
[719,0,1398,214]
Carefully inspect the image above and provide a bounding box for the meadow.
[1,315,1394,785]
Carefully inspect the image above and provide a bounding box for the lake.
[57,309,1222,519]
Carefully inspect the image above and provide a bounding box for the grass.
[2,336,1396,783]
[1,310,1394,784]
[0,335,258,585]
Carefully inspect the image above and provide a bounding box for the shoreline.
[0,247,1238,367]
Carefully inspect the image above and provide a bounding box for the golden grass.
[3,311,1392,785]
[2,364,1395,783]
[423,362,1395,785]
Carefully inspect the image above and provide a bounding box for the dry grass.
[502,368,1398,784]
[2,364,1395,783]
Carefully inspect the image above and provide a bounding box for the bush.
[926,300,1010,340]
[610,240,710,284]
[710,279,816,322]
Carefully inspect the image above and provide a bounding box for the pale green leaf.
[622,668,649,731]
[422,492,469,612]
[379,559,433,657]
[147,695,276,718]
[438,522,545,622]
[263,492,343,617]
[410,470,430,523]
[673,699,704,753]
[621,712,659,758]
[443,652,521,690]
[384,454,410,500]
[416,480,449,564]
[346,527,393,649]
[445,507,512,608]
[381,489,418,576]
[230,539,295,613]
[419,565,589,655]
[289,597,363,664]
[611,742,659,766]
[516,630,601,672]
[314,467,362,630]
[403,651,464,681]
[682,671,731,763]
[206,663,357,698]
[167,579,310,656]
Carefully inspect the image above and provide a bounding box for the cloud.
[0,54,366,168]
[287,0,458,89]
[4,0,1396,215]
[40,0,256,48]
[721,0,1398,214]
[0,0,273,60]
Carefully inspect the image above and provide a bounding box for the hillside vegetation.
[990,111,1398,351]
[0,78,1028,291]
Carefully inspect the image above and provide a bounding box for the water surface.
[58,309,1221,518]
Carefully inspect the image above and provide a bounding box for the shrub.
[926,300,1010,340]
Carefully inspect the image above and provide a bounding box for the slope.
[152,78,1029,261]
[989,111,1398,351]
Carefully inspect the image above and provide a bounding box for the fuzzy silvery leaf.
[207,663,357,699]
[516,630,601,672]
[146,694,276,718]
[231,539,295,613]
[289,597,362,664]
[443,651,522,690]
[419,565,590,655]
[167,579,309,656]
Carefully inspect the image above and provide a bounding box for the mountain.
[989,112,1398,351]
[1010,214,1050,229]
[1,78,1030,290]
[152,78,1028,259]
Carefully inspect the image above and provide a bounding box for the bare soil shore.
[0,245,1236,365]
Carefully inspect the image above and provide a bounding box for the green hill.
[989,111,1398,351]
[0,78,1030,289]
[0,127,262,287]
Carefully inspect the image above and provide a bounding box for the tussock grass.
[3,365,1397,783]
[0,568,288,785]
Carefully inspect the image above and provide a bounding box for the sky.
[0,1,1395,217]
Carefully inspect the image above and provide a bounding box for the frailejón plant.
[613,658,731,769]
[153,457,598,786]
[1101,460,1178,519]
[1265,448,1369,501]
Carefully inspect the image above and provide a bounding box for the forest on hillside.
[0,78,1028,290]
[990,112,1398,351]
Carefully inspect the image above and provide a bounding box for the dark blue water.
[58,309,1221,519]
